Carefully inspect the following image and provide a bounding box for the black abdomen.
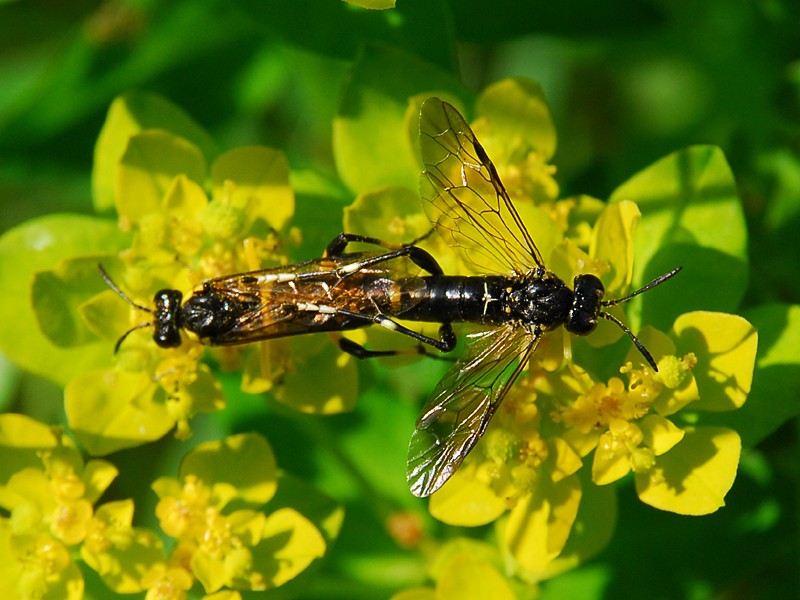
[392,276,511,325]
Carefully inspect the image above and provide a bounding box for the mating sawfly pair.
[102,98,680,497]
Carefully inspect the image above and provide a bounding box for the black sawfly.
[99,98,680,499]
[403,98,681,497]
[99,233,461,357]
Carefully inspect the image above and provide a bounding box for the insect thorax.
[506,273,574,330]
[177,286,260,342]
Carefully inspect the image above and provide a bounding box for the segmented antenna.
[599,266,683,371]
[98,264,153,353]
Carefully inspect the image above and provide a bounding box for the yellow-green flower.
[151,433,326,593]
[0,415,118,600]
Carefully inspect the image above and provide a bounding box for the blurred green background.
[1,0,798,598]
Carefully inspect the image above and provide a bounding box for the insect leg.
[331,307,457,354]
[337,335,458,361]
[337,337,400,359]
[325,233,444,276]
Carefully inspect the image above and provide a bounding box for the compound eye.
[154,324,182,348]
[568,310,597,336]
[568,274,603,336]
[153,289,183,348]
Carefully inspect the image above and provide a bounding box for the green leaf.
[273,336,359,415]
[610,146,748,329]
[334,44,466,194]
[237,0,456,68]
[345,0,396,8]
[267,472,344,549]
[31,257,116,347]
[93,92,216,212]
[0,215,127,385]
[344,186,432,244]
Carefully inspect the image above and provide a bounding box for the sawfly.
[100,98,680,498]
[403,98,681,497]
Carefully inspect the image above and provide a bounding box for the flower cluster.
[0,415,326,599]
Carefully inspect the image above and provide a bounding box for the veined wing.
[407,323,540,497]
[419,97,544,275]
[200,253,429,344]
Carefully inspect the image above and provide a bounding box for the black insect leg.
[337,337,398,359]
[337,335,457,361]
[330,307,456,358]
[325,233,444,276]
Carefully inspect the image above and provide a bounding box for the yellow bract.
[211,146,295,232]
[673,311,757,411]
[635,427,742,515]
[503,474,582,576]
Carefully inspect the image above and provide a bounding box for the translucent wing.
[419,97,544,275]
[407,323,540,497]
[197,253,428,344]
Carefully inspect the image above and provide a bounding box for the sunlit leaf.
[0,215,127,384]
[31,256,115,347]
[590,200,639,293]
[65,368,173,455]
[334,44,465,193]
[640,414,684,456]
[715,303,800,446]
[344,0,396,8]
[475,77,557,164]
[610,146,748,327]
[250,507,326,588]
[82,459,119,503]
[0,414,70,485]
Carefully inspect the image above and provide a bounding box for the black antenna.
[98,264,153,353]
[599,266,683,372]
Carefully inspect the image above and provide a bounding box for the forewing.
[419,97,544,275]
[201,253,429,344]
[407,323,540,497]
